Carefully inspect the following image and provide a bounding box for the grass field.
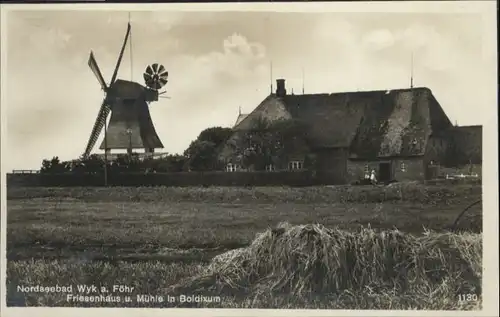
[6,183,482,309]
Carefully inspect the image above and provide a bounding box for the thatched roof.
[234,113,249,127]
[446,125,482,164]
[233,87,453,159]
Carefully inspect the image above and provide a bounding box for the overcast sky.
[2,2,496,171]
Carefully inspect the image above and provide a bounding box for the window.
[227,164,242,172]
[265,164,275,172]
[289,161,303,171]
[401,162,406,172]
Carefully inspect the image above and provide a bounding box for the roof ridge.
[283,87,430,97]
[233,94,274,129]
[454,125,482,128]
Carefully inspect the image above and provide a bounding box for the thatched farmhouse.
[219,79,482,184]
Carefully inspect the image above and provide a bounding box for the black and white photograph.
[1,2,497,314]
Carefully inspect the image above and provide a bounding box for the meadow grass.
[6,183,482,309]
[7,182,481,204]
[7,225,482,309]
[7,260,202,307]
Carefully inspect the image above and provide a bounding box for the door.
[378,162,392,182]
[425,163,439,180]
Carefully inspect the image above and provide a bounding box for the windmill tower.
[83,22,169,159]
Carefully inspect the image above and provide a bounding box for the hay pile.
[169,222,482,307]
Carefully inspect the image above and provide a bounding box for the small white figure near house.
[364,165,370,180]
[370,169,377,184]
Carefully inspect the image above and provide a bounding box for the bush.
[40,157,70,174]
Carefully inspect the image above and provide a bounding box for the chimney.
[276,79,286,97]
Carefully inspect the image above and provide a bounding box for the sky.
[2,2,497,171]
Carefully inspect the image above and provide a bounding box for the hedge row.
[7,171,328,187]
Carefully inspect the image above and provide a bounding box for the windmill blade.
[145,77,156,88]
[143,73,152,85]
[143,64,169,90]
[109,22,131,85]
[83,101,111,157]
[88,51,107,90]
[152,63,159,73]
[159,71,169,79]
[159,77,168,86]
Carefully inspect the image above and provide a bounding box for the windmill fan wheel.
[144,63,168,90]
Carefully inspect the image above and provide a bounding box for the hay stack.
[169,222,482,302]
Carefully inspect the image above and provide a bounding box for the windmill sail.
[88,52,107,90]
[83,23,132,158]
[84,102,111,157]
[109,22,131,85]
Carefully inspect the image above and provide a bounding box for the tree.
[107,154,142,173]
[184,140,219,171]
[235,118,309,171]
[162,154,188,172]
[80,154,106,174]
[40,156,71,174]
[143,154,187,173]
[66,154,107,174]
[184,126,234,171]
[197,127,233,146]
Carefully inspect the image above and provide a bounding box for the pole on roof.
[266,14,273,95]
[410,52,414,88]
[302,67,305,94]
[129,12,133,82]
[270,60,273,94]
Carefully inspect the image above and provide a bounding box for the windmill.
[83,21,169,159]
